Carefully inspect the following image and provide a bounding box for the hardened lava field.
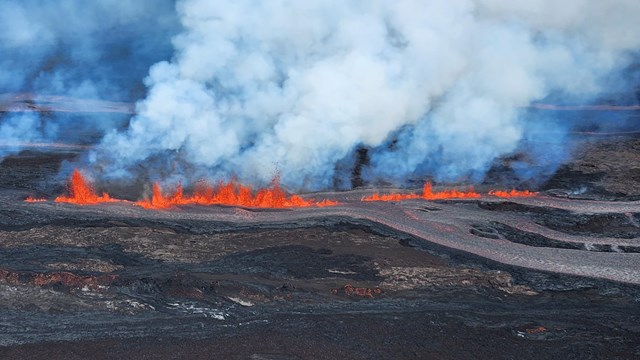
[0,142,639,360]
[3,2,640,358]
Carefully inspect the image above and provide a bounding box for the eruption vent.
[136,180,339,210]
[363,182,537,202]
[363,182,480,202]
[54,169,116,205]
[39,169,338,209]
[27,169,538,208]
[488,189,537,198]
[24,196,47,203]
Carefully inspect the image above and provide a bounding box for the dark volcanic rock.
[1,149,640,359]
[543,137,640,199]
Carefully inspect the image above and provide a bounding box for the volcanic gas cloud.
[3,1,640,198]
[86,0,640,190]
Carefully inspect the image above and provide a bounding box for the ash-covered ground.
[0,137,640,359]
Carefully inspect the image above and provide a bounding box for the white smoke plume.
[94,0,640,189]
[0,114,46,157]
[0,0,178,161]
[0,0,177,98]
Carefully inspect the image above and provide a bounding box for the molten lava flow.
[421,182,480,200]
[316,199,340,207]
[54,169,116,205]
[363,182,480,202]
[489,189,538,198]
[136,180,338,210]
[33,169,536,210]
[362,192,419,202]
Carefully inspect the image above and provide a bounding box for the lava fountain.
[363,182,537,202]
[54,169,117,205]
[28,169,536,209]
[135,180,339,210]
[363,182,481,202]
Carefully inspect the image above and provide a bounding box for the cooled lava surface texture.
[4,0,640,357]
[1,147,639,360]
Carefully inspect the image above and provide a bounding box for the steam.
[0,0,178,159]
[0,114,45,156]
[0,0,177,99]
[93,0,640,189]
[4,1,640,189]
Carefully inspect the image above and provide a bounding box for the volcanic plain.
[0,138,640,359]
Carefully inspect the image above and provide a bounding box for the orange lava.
[34,168,536,210]
[315,199,341,207]
[421,182,480,200]
[489,189,538,198]
[363,182,480,202]
[135,180,338,210]
[362,192,420,202]
[54,169,117,205]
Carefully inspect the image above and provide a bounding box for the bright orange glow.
[315,199,340,207]
[363,182,480,202]
[54,169,117,205]
[135,179,339,210]
[489,189,538,198]
[362,192,420,202]
[33,168,537,210]
[421,182,481,200]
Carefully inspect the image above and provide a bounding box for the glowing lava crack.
[135,181,339,210]
[363,182,537,202]
[38,169,339,209]
[26,168,538,209]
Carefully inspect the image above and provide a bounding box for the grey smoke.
[0,0,178,98]
[3,0,639,189]
[0,0,178,159]
[93,0,640,189]
[0,113,45,150]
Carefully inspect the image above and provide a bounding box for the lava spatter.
[54,169,117,205]
[489,189,538,198]
[135,179,338,210]
[363,182,481,202]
